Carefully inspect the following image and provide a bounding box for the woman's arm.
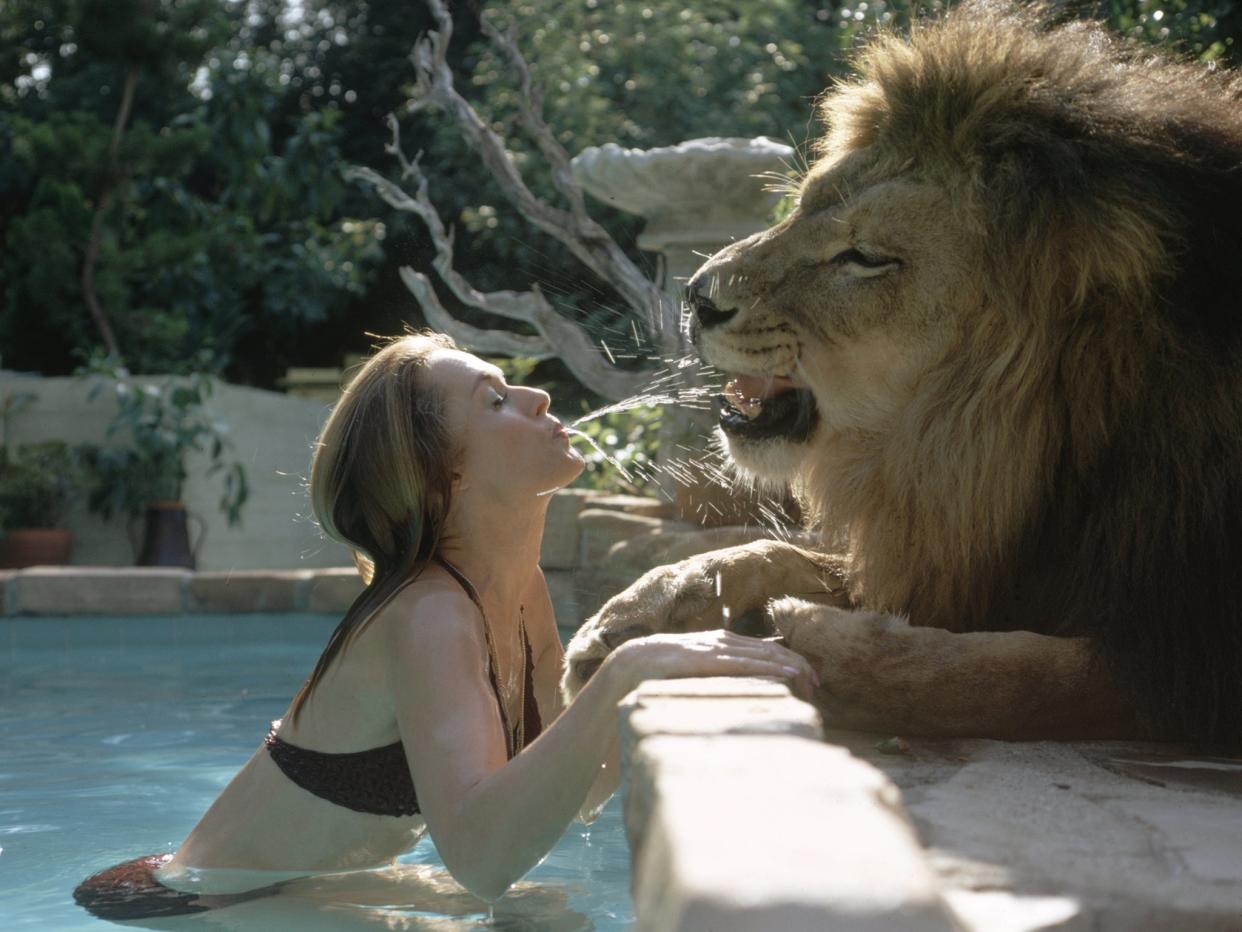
[383,584,815,901]
[523,571,617,824]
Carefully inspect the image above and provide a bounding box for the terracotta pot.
[0,527,73,568]
[135,501,204,569]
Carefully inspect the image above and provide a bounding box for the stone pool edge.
[617,677,959,932]
[0,566,369,616]
[0,565,602,619]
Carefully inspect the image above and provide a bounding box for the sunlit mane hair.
[798,0,1242,743]
[290,330,458,722]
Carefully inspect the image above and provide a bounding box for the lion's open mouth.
[717,373,818,442]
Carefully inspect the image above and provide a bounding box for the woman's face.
[428,349,585,499]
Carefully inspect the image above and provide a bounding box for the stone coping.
[619,678,959,931]
[0,566,367,616]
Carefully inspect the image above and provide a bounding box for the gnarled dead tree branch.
[348,0,684,400]
[344,118,649,399]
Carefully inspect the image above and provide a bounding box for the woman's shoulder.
[371,564,485,648]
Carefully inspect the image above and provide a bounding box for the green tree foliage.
[473,1,852,153]
[0,0,388,380]
[1103,0,1238,63]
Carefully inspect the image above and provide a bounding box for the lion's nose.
[686,279,737,330]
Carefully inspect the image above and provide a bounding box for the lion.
[563,0,1242,747]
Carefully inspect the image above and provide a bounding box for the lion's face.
[689,166,979,484]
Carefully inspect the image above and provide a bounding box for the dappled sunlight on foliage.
[570,406,660,496]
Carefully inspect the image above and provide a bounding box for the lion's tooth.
[724,379,764,419]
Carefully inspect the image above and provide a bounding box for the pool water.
[1,615,634,930]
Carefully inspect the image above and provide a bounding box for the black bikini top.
[264,559,543,817]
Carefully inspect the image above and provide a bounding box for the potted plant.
[86,370,249,568]
[0,442,85,568]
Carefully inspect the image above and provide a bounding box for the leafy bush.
[86,368,249,525]
[0,442,84,530]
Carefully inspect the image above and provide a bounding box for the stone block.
[588,494,675,518]
[578,509,669,565]
[187,570,311,613]
[544,568,584,629]
[877,739,1242,930]
[625,734,955,932]
[12,567,188,615]
[631,677,793,700]
[306,567,365,614]
[541,489,596,569]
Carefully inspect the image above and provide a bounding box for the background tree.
[0,0,400,380]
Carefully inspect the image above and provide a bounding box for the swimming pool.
[2,614,634,930]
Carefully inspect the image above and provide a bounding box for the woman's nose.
[524,386,551,417]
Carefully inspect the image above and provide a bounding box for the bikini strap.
[434,555,486,614]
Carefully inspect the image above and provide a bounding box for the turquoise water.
[0,614,634,930]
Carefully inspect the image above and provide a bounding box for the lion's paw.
[560,542,850,701]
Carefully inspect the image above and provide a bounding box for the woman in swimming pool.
[74,332,817,918]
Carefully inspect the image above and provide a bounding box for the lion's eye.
[833,247,896,269]
[831,246,901,279]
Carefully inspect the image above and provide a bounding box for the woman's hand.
[603,629,821,701]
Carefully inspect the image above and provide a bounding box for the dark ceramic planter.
[136,501,203,569]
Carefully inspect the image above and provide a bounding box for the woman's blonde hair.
[290,330,458,721]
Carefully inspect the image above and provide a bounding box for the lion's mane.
[800,1,1242,744]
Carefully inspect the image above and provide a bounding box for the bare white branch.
[396,266,551,358]
[478,12,592,227]
[406,0,678,353]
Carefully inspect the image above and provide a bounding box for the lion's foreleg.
[772,599,1141,740]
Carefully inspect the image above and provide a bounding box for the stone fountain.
[570,136,795,295]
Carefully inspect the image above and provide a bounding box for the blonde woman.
[74,332,817,919]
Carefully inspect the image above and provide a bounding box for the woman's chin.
[522,450,587,499]
[549,452,587,490]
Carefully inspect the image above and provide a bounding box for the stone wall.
[2,370,351,571]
